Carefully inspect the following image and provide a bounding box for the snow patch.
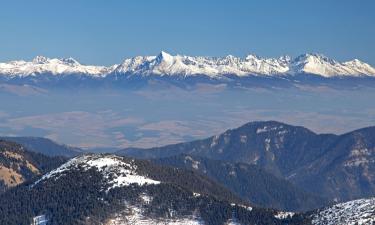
[256,125,284,134]
[184,156,200,170]
[240,135,247,143]
[252,155,260,164]
[210,135,219,147]
[226,220,242,225]
[344,147,374,167]
[264,138,271,152]
[274,211,295,219]
[230,203,252,212]
[229,170,236,176]
[139,194,152,204]
[107,205,204,225]
[312,197,375,225]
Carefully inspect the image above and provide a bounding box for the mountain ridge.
[1,52,375,78]
[117,120,375,203]
[152,154,328,211]
[0,136,83,157]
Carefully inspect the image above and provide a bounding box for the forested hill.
[153,154,328,211]
[0,154,309,225]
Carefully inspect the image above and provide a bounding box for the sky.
[0,0,374,66]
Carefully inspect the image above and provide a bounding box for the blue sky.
[0,0,374,65]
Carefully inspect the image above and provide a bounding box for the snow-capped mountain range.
[1,52,375,78]
[0,56,114,78]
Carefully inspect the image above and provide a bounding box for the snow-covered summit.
[289,53,375,77]
[1,52,375,78]
[0,56,113,77]
[32,56,50,64]
[32,154,160,190]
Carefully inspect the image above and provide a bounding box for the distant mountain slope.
[153,154,328,211]
[290,126,375,201]
[118,121,337,177]
[118,121,375,203]
[0,140,66,192]
[0,154,309,225]
[0,136,82,157]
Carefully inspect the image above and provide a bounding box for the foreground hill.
[0,140,66,192]
[309,197,375,225]
[118,121,375,203]
[0,154,309,225]
[153,154,327,211]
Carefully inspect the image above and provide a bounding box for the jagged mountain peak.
[293,53,338,65]
[244,54,259,61]
[32,55,50,64]
[31,56,80,65]
[60,57,80,65]
[156,50,173,60]
[224,54,238,61]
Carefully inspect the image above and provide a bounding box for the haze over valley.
[0,78,374,149]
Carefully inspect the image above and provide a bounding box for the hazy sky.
[1,0,374,65]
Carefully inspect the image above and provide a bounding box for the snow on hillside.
[312,197,375,225]
[1,52,374,78]
[274,211,295,219]
[32,154,160,190]
[107,205,204,225]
